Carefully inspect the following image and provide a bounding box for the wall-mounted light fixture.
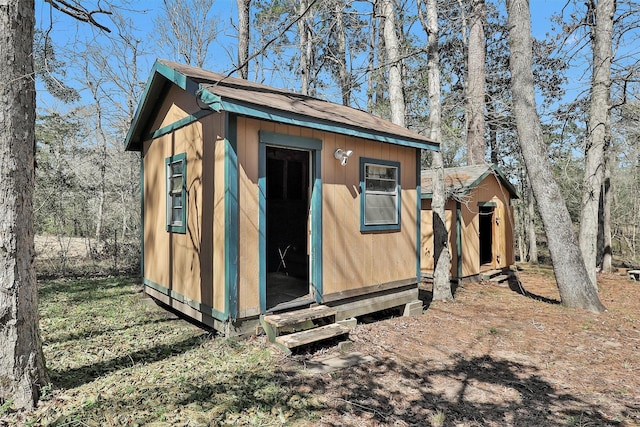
[334,148,353,166]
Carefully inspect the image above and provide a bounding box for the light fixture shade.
[334,148,353,166]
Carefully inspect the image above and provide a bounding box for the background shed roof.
[421,164,519,199]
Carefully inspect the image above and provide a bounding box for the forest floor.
[1,264,639,426]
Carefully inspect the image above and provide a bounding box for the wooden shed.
[125,60,439,335]
[420,164,518,280]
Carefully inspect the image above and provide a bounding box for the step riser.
[261,304,339,345]
[262,305,336,328]
[274,323,351,350]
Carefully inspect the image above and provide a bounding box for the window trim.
[166,152,187,233]
[360,157,401,232]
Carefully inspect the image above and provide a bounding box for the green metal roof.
[124,59,440,152]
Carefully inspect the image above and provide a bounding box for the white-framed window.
[166,153,186,233]
[360,158,401,231]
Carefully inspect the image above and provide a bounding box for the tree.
[297,0,314,95]
[421,0,452,300]
[579,0,615,289]
[382,0,405,126]
[507,0,605,312]
[237,0,251,79]
[466,0,486,165]
[0,0,48,410]
[330,0,349,105]
[155,0,220,68]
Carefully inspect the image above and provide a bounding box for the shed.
[420,164,518,280]
[125,59,439,335]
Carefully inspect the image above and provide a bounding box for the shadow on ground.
[507,274,561,305]
[280,352,626,426]
[50,334,209,389]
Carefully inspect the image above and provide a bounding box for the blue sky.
[33,0,574,110]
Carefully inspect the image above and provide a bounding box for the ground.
[300,266,640,426]
[1,264,639,426]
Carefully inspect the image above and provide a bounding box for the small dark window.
[166,153,186,233]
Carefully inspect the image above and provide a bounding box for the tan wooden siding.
[212,135,227,313]
[322,139,418,295]
[143,112,204,303]
[142,85,227,314]
[235,117,265,317]
[421,172,515,278]
[234,118,418,313]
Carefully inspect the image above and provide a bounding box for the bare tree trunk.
[579,0,614,289]
[601,148,613,272]
[86,77,108,241]
[526,182,538,263]
[366,1,377,112]
[334,0,350,106]
[488,103,498,164]
[466,0,486,165]
[507,0,605,312]
[0,0,48,409]
[420,0,452,300]
[297,0,312,95]
[237,0,251,79]
[376,1,386,108]
[382,0,405,126]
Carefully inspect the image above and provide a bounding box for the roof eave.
[125,60,440,152]
[207,94,438,151]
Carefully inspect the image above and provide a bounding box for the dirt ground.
[281,264,640,426]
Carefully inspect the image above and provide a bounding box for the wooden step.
[274,323,350,349]
[489,274,510,283]
[263,305,336,328]
[480,269,502,280]
[261,305,338,343]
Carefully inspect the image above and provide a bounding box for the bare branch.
[44,0,112,33]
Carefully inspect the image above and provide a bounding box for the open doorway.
[265,146,311,310]
[479,206,494,267]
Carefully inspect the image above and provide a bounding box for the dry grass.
[2,277,320,426]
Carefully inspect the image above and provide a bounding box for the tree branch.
[44,0,112,33]
[223,0,319,81]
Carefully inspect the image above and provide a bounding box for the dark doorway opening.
[479,206,494,266]
[266,146,311,310]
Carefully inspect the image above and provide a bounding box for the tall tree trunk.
[375,1,386,108]
[601,147,613,272]
[526,181,538,263]
[366,1,376,112]
[0,0,48,409]
[382,0,405,126]
[422,0,452,301]
[86,77,108,242]
[237,0,251,79]
[579,0,614,289]
[487,103,498,164]
[466,0,486,165]
[334,0,350,105]
[297,0,313,96]
[507,0,605,312]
